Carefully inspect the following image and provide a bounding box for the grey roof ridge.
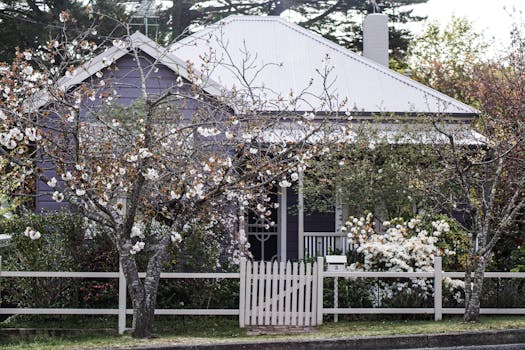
[171,15,480,115]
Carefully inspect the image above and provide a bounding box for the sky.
[403,0,525,56]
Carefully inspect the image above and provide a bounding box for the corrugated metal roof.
[170,16,480,115]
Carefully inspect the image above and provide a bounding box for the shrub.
[157,222,239,310]
[0,213,239,311]
[0,212,118,309]
[342,213,466,307]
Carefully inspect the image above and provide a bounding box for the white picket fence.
[239,258,323,327]
[0,262,240,334]
[2,256,525,334]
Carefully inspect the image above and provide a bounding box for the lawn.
[2,315,525,349]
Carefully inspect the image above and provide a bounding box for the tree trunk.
[130,292,157,338]
[118,236,171,338]
[464,254,486,322]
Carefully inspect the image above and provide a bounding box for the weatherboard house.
[35,15,483,261]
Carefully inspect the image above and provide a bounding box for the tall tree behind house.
[0,0,129,62]
[157,0,428,61]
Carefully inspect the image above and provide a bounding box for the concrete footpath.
[115,328,525,350]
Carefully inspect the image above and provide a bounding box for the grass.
[2,315,525,349]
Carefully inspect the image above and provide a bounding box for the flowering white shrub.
[344,213,462,306]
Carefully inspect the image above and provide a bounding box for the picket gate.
[239,257,323,327]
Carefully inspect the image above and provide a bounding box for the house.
[34,15,484,262]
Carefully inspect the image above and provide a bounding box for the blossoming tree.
[0,14,339,337]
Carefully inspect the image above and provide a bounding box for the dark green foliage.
[0,1,428,66]
[0,212,118,309]
[480,279,525,308]
[0,213,238,311]
[157,223,239,310]
[0,0,129,62]
[157,0,428,62]
[491,229,525,272]
[304,140,437,221]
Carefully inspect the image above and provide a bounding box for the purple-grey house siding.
[36,51,199,212]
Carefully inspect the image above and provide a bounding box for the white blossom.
[47,177,57,188]
[59,12,68,22]
[144,168,159,181]
[279,180,292,187]
[24,127,40,141]
[127,154,138,163]
[138,148,153,159]
[170,231,182,244]
[131,223,144,238]
[176,75,184,87]
[130,241,145,254]
[52,191,64,203]
[24,226,41,240]
[197,127,221,137]
[22,66,34,76]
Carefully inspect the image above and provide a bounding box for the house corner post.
[434,256,443,321]
[316,256,324,325]
[298,172,305,260]
[239,257,247,328]
[279,186,287,262]
[118,263,127,334]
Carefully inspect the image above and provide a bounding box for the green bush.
[157,223,239,310]
[0,214,239,311]
[0,212,118,309]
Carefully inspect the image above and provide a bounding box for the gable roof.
[28,32,222,111]
[170,16,479,116]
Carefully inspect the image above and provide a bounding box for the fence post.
[434,256,443,321]
[118,263,126,334]
[316,256,324,325]
[333,277,338,323]
[239,257,246,328]
[0,255,2,306]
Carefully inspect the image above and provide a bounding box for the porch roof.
[260,122,487,146]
